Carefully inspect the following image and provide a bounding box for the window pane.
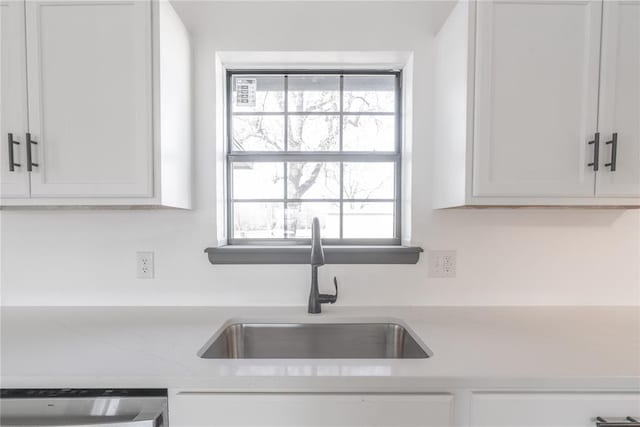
[234,202,284,239]
[232,162,284,199]
[343,115,395,151]
[288,115,339,151]
[232,115,284,151]
[343,75,395,113]
[285,202,340,238]
[288,75,340,112]
[343,162,394,199]
[232,75,284,113]
[227,72,400,244]
[287,162,339,199]
[343,202,394,238]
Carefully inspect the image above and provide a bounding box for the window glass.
[228,72,400,243]
[288,115,340,151]
[343,75,395,113]
[232,162,284,199]
[287,162,340,199]
[288,75,340,112]
[231,75,284,113]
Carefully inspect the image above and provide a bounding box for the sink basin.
[198,320,432,359]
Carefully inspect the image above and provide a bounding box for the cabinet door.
[473,0,602,197]
[170,393,453,427]
[596,0,640,197]
[25,0,153,198]
[0,0,29,198]
[471,392,640,427]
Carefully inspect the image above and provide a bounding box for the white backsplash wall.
[1,1,639,306]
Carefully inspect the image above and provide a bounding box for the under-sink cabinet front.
[169,391,640,427]
[169,392,454,427]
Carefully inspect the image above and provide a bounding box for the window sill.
[204,245,423,265]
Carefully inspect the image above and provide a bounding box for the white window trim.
[210,51,418,262]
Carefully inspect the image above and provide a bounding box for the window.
[227,70,401,245]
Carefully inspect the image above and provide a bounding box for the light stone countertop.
[1,306,638,391]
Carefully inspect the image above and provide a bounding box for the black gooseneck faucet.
[308,217,338,314]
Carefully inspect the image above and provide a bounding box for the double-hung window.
[227,70,401,245]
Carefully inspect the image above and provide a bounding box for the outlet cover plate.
[428,250,456,278]
[137,251,154,279]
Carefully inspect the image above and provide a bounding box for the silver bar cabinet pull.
[25,132,38,171]
[588,132,600,171]
[605,132,618,171]
[7,133,20,171]
[596,416,640,426]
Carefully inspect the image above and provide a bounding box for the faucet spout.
[310,217,325,266]
[308,217,337,314]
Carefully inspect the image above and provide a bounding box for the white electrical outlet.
[428,250,456,278]
[136,252,154,279]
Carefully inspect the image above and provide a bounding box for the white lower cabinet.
[470,392,640,427]
[170,392,453,427]
[170,391,640,427]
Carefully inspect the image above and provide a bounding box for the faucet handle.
[319,277,338,304]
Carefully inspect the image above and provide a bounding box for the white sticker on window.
[235,78,257,107]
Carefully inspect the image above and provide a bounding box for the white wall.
[1,1,638,307]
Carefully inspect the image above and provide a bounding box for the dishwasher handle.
[2,410,163,427]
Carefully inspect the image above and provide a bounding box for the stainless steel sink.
[198,320,432,359]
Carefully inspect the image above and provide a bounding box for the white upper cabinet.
[0,0,29,198]
[433,0,640,207]
[0,0,191,208]
[596,0,640,197]
[25,0,153,198]
[474,0,601,197]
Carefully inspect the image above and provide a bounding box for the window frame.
[226,69,402,246]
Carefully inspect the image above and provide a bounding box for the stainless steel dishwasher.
[0,389,168,427]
